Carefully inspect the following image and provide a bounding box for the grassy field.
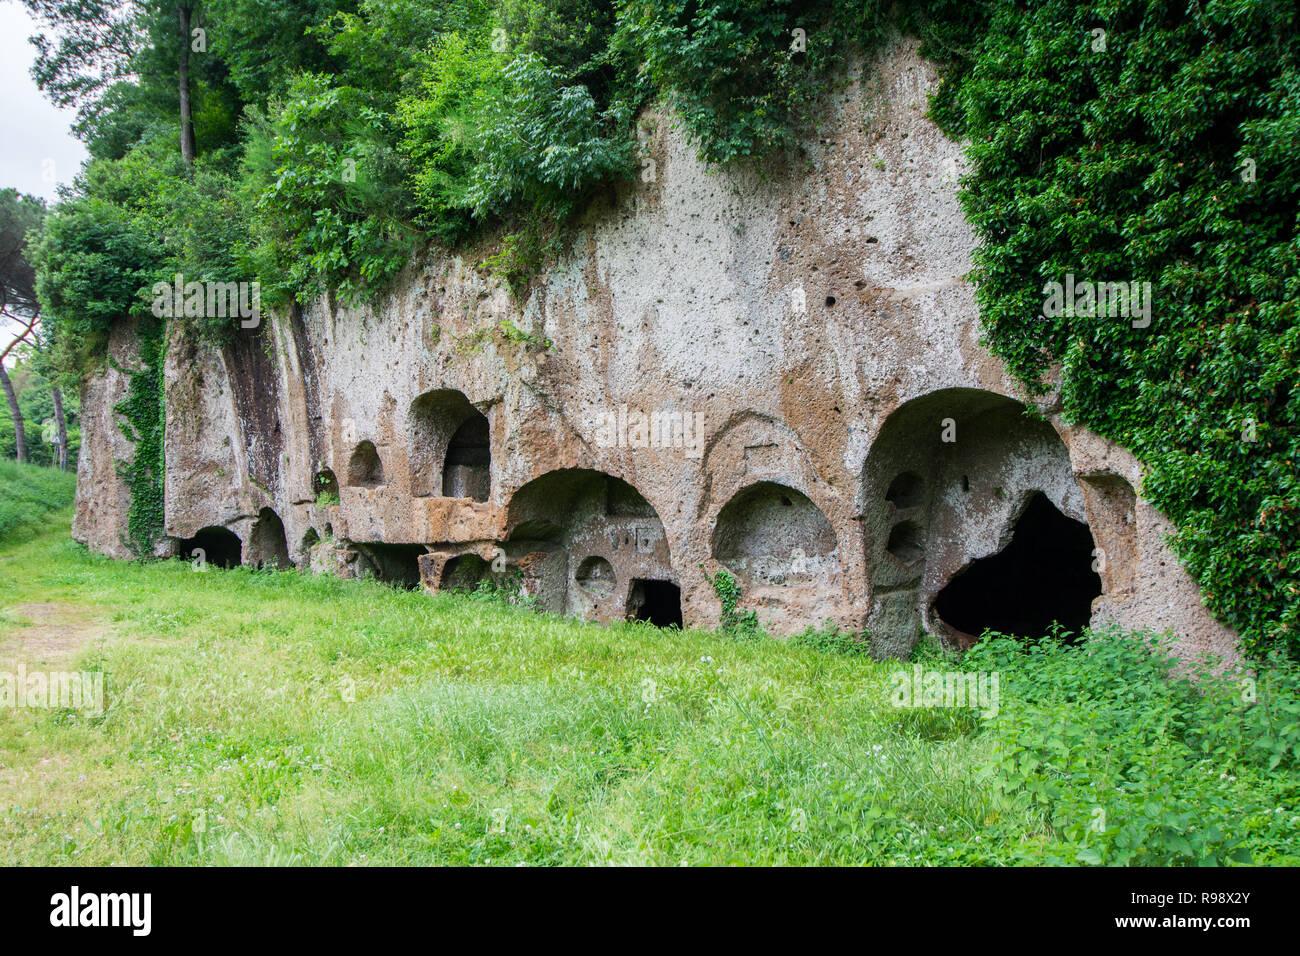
[1,487,1297,865]
[0,459,77,545]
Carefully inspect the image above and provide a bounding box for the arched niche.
[247,507,292,570]
[409,389,491,500]
[347,441,384,488]
[313,468,340,500]
[502,469,677,625]
[860,388,1097,655]
[711,481,839,588]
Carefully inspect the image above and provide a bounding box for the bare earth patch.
[0,603,108,667]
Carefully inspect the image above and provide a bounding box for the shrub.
[244,75,420,306]
[964,629,1299,865]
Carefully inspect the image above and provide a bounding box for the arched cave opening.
[441,553,490,591]
[933,492,1102,642]
[501,469,676,619]
[442,413,491,501]
[248,507,292,570]
[409,389,490,499]
[355,543,425,589]
[348,441,384,487]
[711,481,838,586]
[626,579,683,629]
[178,526,243,569]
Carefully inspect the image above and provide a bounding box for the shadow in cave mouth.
[627,579,683,629]
[356,543,425,589]
[933,492,1102,642]
[177,526,242,569]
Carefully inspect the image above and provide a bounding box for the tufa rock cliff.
[71,39,1240,665]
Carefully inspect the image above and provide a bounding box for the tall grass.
[0,458,77,544]
[0,509,1296,866]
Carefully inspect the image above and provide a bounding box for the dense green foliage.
[0,187,46,317]
[617,0,882,163]
[0,458,77,543]
[704,566,757,633]
[925,0,1300,658]
[17,0,1300,655]
[29,196,159,365]
[28,0,902,333]
[967,631,1300,864]
[1,513,1296,864]
[243,76,420,304]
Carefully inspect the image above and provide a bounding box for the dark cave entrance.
[933,492,1101,642]
[178,526,243,569]
[627,579,683,629]
[248,507,292,570]
[355,543,426,589]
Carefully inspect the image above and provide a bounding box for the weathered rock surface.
[73,37,1241,665]
[71,318,142,560]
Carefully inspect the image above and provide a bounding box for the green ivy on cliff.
[924,0,1300,658]
[113,319,167,557]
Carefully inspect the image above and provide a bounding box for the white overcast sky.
[1,2,89,364]
[0,2,89,202]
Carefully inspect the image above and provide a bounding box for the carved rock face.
[73,38,1240,666]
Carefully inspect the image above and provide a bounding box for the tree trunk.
[51,383,68,471]
[0,362,27,463]
[177,5,196,166]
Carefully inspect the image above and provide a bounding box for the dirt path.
[0,602,108,667]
